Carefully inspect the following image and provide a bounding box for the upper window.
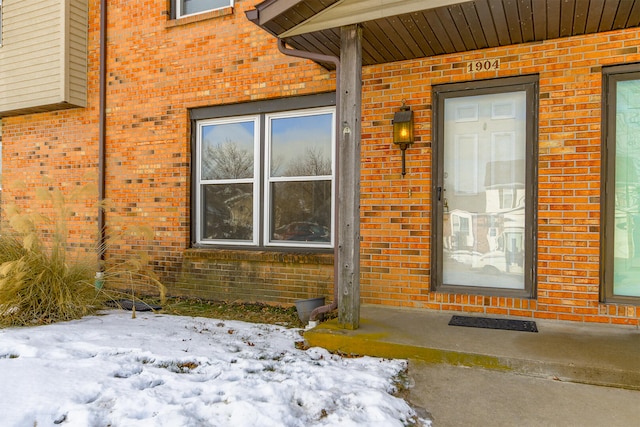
[194,98,335,249]
[602,65,640,303]
[176,0,232,18]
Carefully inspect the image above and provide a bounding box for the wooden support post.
[338,24,362,330]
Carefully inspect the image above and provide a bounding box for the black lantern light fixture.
[392,102,414,176]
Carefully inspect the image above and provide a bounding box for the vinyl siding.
[0,0,87,117]
[66,0,88,106]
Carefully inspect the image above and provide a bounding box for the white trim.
[195,115,259,246]
[491,100,516,119]
[454,103,478,122]
[490,132,515,161]
[264,106,335,248]
[453,133,478,195]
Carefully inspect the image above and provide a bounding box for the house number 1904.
[466,59,500,72]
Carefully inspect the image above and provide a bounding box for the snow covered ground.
[0,311,429,426]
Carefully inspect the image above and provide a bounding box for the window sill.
[166,6,233,28]
[185,248,334,265]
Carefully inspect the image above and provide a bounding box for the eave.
[247,0,640,69]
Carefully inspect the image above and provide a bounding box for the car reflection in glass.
[274,222,329,242]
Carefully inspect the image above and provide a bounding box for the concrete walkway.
[304,305,640,426]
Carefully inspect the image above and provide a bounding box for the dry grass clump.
[0,181,105,326]
[0,179,164,327]
[0,233,103,326]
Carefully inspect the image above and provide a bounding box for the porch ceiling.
[247,0,640,69]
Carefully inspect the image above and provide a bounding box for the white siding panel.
[0,0,87,116]
[67,0,88,107]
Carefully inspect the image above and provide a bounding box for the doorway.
[432,76,537,296]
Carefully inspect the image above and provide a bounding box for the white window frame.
[264,107,336,249]
[195,115,260,246]
[194,106,336,249]
[176,0,233,19]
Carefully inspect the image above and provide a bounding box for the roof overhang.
[247,0,640,68]
[279,0,469,38]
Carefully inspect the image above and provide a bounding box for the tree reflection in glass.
[268,112,333,244]
[200,120,256,242]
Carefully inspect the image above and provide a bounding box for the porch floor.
[304,304,640,390]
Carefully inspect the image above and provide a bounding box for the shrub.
[0,180,165,326]
[0,233,102,326]
[0,193,104,326]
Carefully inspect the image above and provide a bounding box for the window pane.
[181,0,229,16]
[443,91,527,289]
[270,181,331,243]
[201,121,254,181]
[270,113,332,177]
[202,183,253,241]
[613,79,640,297]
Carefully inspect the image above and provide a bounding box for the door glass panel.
[443,91,526,289]
[613,79,640,297]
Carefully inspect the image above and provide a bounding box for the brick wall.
[0,0,639,324]
[360,29,640,325]
[1,0,336,300]
[176,249,333,304]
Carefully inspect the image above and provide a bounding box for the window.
[602,65,640,303]
[197,117,259,244]
[433,76,537,297]
[193,96,336,249]
[176,0,232,18]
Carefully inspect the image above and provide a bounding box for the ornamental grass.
[0,179,165,327]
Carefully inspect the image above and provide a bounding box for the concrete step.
[304,305,640,390]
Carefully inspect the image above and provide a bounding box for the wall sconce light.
[393,103,414,176]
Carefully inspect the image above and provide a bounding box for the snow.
[0,311,429,426]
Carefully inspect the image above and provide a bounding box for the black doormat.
[105,299,162,312]
[449,315,538,332]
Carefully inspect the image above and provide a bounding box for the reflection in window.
[178,0,232,18]
[270,181,331,243]
[267,110,334,245]
[201,121,254,180]
[269,114,333,177]
[202,183,254,241]
[612,79,640,297]
[197,117,258,244]
[443,90,527,289]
